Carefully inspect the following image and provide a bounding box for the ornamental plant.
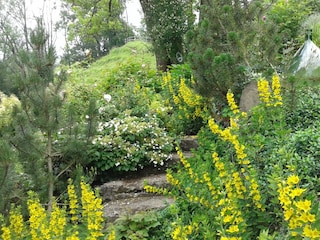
[161,65,207,135]
[87,113,173,174]
[146,82,267,238]
[145,74,320,238]
[278,175,320,238]
[0,180,108,240]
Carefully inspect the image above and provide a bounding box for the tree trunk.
[47,130,54,212]
[22,0,30,51]
[139,0,172,71]
[155,52,171,72]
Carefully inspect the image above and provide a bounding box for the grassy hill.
[67,41,156,86]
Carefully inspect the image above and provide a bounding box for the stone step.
[179,135,198,152]
[100,173,174,221]
[99,173,169,202]
[103,195,174,222]
[100,139,197,221]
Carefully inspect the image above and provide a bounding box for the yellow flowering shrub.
[257,75,282,107]
[161,71,206,134]
[145,76,320,238]
[278,175,320,239]
[144,87,267,239]
[1,181,110,240]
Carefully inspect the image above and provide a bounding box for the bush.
[145,75,320,239]
[160,64,206,135]
[109,211,161,240]
[0,180,107,240]
[285,85,320,131]
[87,114,173,174]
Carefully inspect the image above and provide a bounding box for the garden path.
[99,136,198,222]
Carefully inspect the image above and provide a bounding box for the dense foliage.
[139,0,192,70]
[187,0,283,106]
[59,0,134,63]
[1,0,320,239]
[144,76,320,239]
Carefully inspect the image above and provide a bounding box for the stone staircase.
[99,136,198,222]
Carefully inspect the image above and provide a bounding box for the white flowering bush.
[87,114,174,172]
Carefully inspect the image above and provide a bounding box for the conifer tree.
[187,0,279,106]
[9,18,68,211]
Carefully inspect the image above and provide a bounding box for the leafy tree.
[139,0,194,71]
[186,0,280,107]
[60,0,133,61]
[269,0,318,44]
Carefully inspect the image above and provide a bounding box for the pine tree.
[187,0,280,106]
[9,18,67,211]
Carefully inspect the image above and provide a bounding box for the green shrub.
[110,212,161,240]
[284,85,320,131]
[160,64,206,135]
[87,114,173,174]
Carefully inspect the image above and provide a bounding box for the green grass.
[67,41,156,86]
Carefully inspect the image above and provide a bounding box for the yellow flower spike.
[80,181,104,239]
[295,200,312,212]
[1,226,11,240]
[166,172,180,187]
[27,194,47,240]
[271,75,283,106]
[7,207,24,239]
[49,202,66,238]
[107,229,116,240]
[208,118,220,134]
[287,175,300,185]
[67,180,79,223]
[227,91,240,115]
[257,79,271,105]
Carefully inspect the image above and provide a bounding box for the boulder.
[239,81,260,112]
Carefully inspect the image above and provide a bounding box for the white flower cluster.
[90,114,173,170]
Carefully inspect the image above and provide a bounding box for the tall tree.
[10,18,67,210]
[186,0,280,106]
[139,0,193,71]
[61,0,132,60]
[0,0,95,212]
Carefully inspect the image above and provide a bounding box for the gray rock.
[239,81,260,112]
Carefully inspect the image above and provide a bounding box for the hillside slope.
[67,41,156,86]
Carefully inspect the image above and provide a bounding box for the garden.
[1,0,320,239]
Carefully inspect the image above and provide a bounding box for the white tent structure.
[290,31,320,77]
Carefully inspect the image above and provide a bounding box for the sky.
[123,0,143,28]
[26,0,143,55]
[27,0,143,27]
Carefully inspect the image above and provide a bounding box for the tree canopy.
[60,0,133,62]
